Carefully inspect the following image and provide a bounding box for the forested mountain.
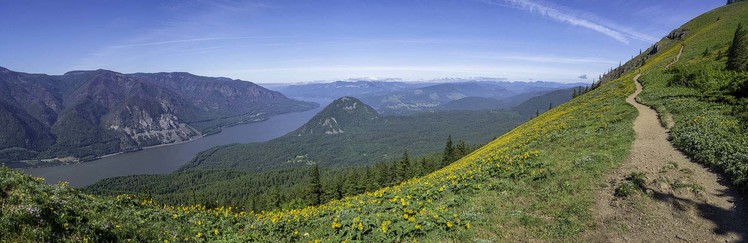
[179,96,526,172]
[0,68,316,166]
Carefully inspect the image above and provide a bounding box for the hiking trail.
[586,74,748,242]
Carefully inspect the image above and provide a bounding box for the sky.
[0,0,724,83]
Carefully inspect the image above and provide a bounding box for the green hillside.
[2,2,747,242]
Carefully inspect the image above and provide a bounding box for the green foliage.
[307,165,322,206]
[667,62,737,92]
[615,182,639,197]
[442,135,457,167]
[727,23,748,71]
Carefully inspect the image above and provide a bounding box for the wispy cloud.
[464,53,617,65]
[111,36,282,48]
[479,0,657,44]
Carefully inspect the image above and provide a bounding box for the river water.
[24,98,330,188]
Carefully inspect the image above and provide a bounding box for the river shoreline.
[22,98,330,188]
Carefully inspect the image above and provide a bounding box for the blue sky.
[0,0,723,83]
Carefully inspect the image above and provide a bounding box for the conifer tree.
[342,170,359,196]
[727,23,748,72]
[400,150,411,179]
[307,165,322,205]
[419,157,428,175]
[457,140,467,157]
[442,135,456,166]
[364,166,380,191]
[269,186,282,208]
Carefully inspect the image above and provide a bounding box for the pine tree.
[442,135,456,166]
[364,166,379,191]
[419,157,428,175]
[399,150,411,179]
[572,88,578,98]
[457,140,467,157]
[548,102,553,111]
[342,170,359,196]
[307,165,322,205]
[269,186,282,209]
[727,23,748,72]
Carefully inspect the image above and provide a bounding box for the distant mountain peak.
[295,96,377,136]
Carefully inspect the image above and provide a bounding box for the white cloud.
[481,0,657,44]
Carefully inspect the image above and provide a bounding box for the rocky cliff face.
[0,67,315,164]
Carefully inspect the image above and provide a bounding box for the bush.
[668,63,734,92]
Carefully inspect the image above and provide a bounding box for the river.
[24,98,330,188]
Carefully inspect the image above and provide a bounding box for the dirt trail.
[587,74,748,242]
[665,45,684,70]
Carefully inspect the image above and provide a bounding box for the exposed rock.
[667,28,688,40]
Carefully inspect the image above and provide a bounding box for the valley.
[22,100,328,187]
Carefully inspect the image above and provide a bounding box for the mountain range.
[0,68,316,165]
[278,79,585,114]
